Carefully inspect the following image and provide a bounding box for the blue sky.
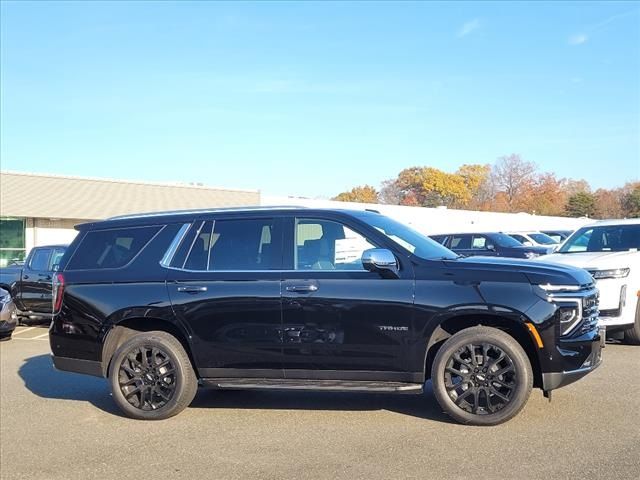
[1,1,639,197]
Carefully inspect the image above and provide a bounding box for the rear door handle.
[286,285,318,293]
[177,286,208,293]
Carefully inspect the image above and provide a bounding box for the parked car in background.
[507,231,559,248]
[541,230,574,243]
[0,244,67,324]
[430,232,550,259]
[540,219,640,344]
[0,288,18,340]
[50,207,603,425]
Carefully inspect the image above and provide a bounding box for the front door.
[166,217,284,378]
[280,216,415,381]
[19,247,53,313]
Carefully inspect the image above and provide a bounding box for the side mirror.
[486,244,496,251]
[362,248,399,279]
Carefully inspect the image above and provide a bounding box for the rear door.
[166,216,285,378]
[18,247,53,312]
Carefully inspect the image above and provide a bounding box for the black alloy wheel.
[118,346,177,411]
[431,326,533,426]
[444,343,516,415]
[109,331,197,420]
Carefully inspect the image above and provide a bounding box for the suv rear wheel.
[431,326,533,426]
[108,331,197,420]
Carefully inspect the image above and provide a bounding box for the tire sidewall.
[431,327,533,426]
[109,333,193,420]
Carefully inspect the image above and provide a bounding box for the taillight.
[52,273,65,313]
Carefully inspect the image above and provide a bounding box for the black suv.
[431,232,551,259]
[50,208,603,425]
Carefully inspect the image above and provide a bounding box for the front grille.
[579,294,600,334]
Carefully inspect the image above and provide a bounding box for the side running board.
[200,378,424,394]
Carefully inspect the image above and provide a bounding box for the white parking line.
[33,332,49,339]
[11,337,49,341]
[13,327,37,336]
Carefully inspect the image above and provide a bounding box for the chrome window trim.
[182,221,208,270]
[206,220,216,271]
[159,265,377,274]
[159,223,191,268]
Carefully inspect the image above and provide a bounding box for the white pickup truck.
[540,219,640,344]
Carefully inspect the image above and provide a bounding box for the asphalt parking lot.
[1,326,639,480]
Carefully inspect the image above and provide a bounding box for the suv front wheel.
[431,326,533,426]
[108,331,198,420]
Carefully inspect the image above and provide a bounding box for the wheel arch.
[100,317,199,379]
[423,313,543,388]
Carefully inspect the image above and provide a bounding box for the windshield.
[528,232,558,245]
[558,224,640,253]
[357,214,458,260]
[492,233,523,248]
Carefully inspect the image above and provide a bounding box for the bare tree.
[491,154,537,211]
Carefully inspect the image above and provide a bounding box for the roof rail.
[107,205,308,221]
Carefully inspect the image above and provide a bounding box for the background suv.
[430,232,549,259]
[49,208,603,425]
[541,219,640,344]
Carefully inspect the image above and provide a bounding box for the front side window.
[67,226,161,270]
[295,219,376,271]
[182,218,277,271]
[471,235,488,250]
[29,248,52,271]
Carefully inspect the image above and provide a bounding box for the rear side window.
[181,218,277,271]
[67,226,161,270]
[450,235,471,249]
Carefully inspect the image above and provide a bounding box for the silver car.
[0,288,18,340]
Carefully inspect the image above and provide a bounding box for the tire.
[431,326,533,426]
[623,299,640,345]
[108,331,197,420]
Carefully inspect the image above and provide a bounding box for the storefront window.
[0,218,26,267]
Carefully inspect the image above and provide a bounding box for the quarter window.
[295,219,376,271]
[67,226,161,270]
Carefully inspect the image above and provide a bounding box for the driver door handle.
[286,285,318,293]
[177,286,208,293]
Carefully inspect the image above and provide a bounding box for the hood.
[541,250,640,270]
[448,256,593,286]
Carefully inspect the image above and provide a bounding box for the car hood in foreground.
[442,255,594,286]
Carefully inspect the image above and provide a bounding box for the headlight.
[558,305,582,336]
[524,252,540,259]
[591,268,630,279]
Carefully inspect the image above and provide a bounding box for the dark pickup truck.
[0,245,67,322]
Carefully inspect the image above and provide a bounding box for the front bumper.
[542,326,605,391]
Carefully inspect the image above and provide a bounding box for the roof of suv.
[77,206,381,230]
[582,218,640,227]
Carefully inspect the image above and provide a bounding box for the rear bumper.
[542,326,604,391]
[51,355,103,377]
